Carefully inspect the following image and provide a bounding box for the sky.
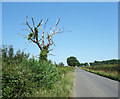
[2,2,118,65]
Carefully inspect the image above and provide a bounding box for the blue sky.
[2,2,118,65]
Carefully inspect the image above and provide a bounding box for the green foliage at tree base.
[39,46,49,61]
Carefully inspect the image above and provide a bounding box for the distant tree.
[67,56,80,66]
[54,62,58,66]
[84,62,89,66]
[89,59,119,66]
[89,63,93,66]
[79,63,84,66]
[58,62,64,66]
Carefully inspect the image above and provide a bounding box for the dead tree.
[22,16,64,61]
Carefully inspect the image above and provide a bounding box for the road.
[73,67,118,97]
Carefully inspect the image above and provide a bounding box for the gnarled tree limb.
[37,19,42,28]
[48,49,53,52]
[40,20,45,47]
[44,19,48,29]
[48,54,55,56]
[31,17,35,29]
[26,16,35,34]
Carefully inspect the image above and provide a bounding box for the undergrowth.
[2,58,75,98]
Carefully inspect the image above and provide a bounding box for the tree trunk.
[39,46,49,61]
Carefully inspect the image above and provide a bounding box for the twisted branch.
[31,17,35,29]
[44,19,48,29]
[26,16,34,33]
[37,19,42,28]
[40,20,45,47]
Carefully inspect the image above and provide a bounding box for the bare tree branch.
[49,28,61,41]
[53,28,60,35]
[49,40,56,46]
[25,41,32,44]
[46,19,61,47]
[53,41,56,46]
[44,19,48,29]
[34,27,38,42]
[40,20,45,47]
[50,27,52,35]
[48,54,55,56]
[51,18,60,35]
[36,42,43,51]
[46,39,50,47]
[50,40,54,46]
[25,16,43,51]
[26,16,35,33]
[22,29,31,31]
[31,17,35,29]
[48,49,53,52]
[38,38,42,42]
[56,18,60,25]
[37,19,42,28]
[30,38,36,43]
[55,31,65,33]
[18,33,27,38]
[20,23,26,25]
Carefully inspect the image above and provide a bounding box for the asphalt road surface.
[73,67,118,97]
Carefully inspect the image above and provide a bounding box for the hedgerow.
[2,58,58,98]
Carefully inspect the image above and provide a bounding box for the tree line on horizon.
[1,45,119,67]
[67,56,119,67]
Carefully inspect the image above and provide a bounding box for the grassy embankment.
[2,58,75,98]
[79,64,119,81]
[40,66,75,97]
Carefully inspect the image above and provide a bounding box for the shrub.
[2,58,58,98]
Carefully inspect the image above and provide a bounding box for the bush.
[2,58,58,98]
[67,56,80,66]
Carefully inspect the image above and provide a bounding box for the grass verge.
[80,67,119,81]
